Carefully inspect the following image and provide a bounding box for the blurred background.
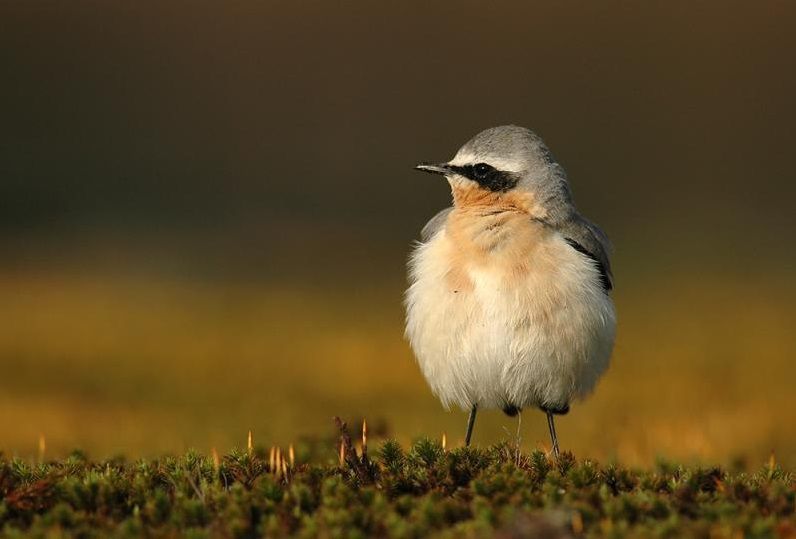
[1,1,795,466]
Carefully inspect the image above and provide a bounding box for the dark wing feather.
[558,215,614,292]
[564,238,613,292]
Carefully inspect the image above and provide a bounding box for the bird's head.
[415,125,574,219]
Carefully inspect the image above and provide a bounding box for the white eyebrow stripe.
[448,152,523,173]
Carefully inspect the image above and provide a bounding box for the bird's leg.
[515,410,522,465]
[545,410,560,458]
[464,405,478,447]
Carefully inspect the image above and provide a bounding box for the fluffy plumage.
[405,125,616,414]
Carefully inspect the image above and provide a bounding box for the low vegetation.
[1,421,793,538]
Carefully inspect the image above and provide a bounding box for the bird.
[404,125,616,457]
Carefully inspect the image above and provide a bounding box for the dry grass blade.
[362,419,368,457]
[211,447,220,472]
[37,435,46,464]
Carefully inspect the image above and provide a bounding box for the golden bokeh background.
[1,2,794,466]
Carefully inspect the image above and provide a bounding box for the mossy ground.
[1,431,794,538]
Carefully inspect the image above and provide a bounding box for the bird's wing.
[420,207,453,242]
[557,215,614,292]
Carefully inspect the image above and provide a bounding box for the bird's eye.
[473,163,493,178]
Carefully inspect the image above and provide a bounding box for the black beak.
[414,162,451,175]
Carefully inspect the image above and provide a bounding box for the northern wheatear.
[405,126,616,456]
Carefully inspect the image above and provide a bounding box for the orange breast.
[442,183,552,291]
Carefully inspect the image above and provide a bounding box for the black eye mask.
[448,163,519,192]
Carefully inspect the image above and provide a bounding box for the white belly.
[405,220,616,412]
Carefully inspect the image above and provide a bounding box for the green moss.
[0,443,792,537]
